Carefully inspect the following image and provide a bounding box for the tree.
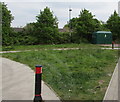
[34,7,59,44]
[74,9,101,43]
[1,2,14,46]
[106,11,120,41]
[69,17,79,30]
[67,9,101,43]
[99,21,110,31]
[21,23,37,45]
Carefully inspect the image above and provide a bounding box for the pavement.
[103,58,119,101]
[0,57,60,101]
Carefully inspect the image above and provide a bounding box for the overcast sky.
[1,0,119,28]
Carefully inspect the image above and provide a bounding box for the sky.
[1,0,119,28]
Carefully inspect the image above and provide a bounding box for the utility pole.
[69,6,72,43]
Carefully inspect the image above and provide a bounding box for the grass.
[2,47,118,101]
[2,43,101,51]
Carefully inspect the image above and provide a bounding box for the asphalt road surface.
[1,57,60,101]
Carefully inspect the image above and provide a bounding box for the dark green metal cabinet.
[92,31,112,44]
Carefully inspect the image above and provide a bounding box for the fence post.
[34,65,42,102]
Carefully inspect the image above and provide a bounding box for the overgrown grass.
[2,44,101,51]
[2,48,118,100]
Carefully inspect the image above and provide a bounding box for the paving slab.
[0,57,60,101]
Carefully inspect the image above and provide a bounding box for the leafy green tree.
[24,23,35,34]
[73,9,101,43]
[20,23,37,45]
[98,21,110,31]
[106,11,120,41]
[66,9,102,43]
[69,17,79,29]
[34,7,59,44]
[1,2,14,46]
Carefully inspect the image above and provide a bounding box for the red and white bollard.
[34,65,42,102]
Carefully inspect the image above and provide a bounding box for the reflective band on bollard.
[34,65,42,102]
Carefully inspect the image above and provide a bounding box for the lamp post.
[69,7,72,43]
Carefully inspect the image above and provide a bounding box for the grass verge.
[2,48,118,100]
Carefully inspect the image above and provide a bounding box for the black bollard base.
[34,96,42,102]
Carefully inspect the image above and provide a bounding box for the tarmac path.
[0,57,60,101]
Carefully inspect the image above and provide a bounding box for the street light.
[69,7,72,43]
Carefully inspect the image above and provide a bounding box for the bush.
[57,32,70,44]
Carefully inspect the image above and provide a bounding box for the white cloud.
[7,2,52,27]
[1,0,119,2]
[4,2,119,28]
